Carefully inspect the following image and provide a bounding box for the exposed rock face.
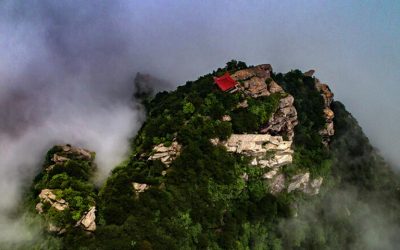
[76,206,96,232]
[322,107,335,139]
[321,121,335,139]
[241,173,249,182]
[231,64,283,98]
[37,189,70,234]
[304,69,315,77]
[52,154,69,163]
[37,189,69,212]
[270,174,286,194]
[148,141,182,165]
[218,132,296,195]
[243,77,270,97]
[315,79,335,145]
[258,153,293,169]
[287,173,323,195]
[315,81,334,107]
[132,182,149,193]
[46,144,94,171]
[306,177,324,195]
[231,64,299,140]
[210,138,220,146]
[48,223,66,234]
[231,64,272,81]
[59,144,93,160]
[261,95,298,140]
[215,65,327,197]
[222,115,232,121]
[34,144,98,235]
[224,134,273,155]
[263,169,278,179]
[224,134,291,155]
[268,81,283,93]
[221,134,294,170]
[287,173,310,193]
[323,107,334,121]
[35,203,44,213]
[220,133,323,196]
[236,99,248,108]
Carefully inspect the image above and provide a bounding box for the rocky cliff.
[32,144,97,234]
[315,79,335,145]
[210,64,330,196]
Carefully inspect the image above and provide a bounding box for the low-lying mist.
[0,1,166,243]
[280,187,400,250]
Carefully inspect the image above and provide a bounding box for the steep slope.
[19,60,400,250]
[278,101,400,250]
[90,62,340,249]
[29,145,97,234]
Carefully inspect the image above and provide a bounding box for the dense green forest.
[11,61,400,250]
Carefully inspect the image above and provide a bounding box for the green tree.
[183,101,195,114]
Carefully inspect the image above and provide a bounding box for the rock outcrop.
[287,173,323,195]
[230,64,299,140]
[287,173,310,193]
[148,141,182,166]
[35,144,97,234]
[236,99,248,108]
[36,189,70,234]
[231,64,284,97]
[223,134,293,166]
[36,189,69,213]
[76,206,96,232]
[59,144,93,160]
[304,69,315,77]
[216,134,294,196]
[46,144,94,171]
[48,223,66,234]
[315,79,335,145]
[132,182,149,193]
[315,81,334,107]
[306,177,324,195]
[215,65,330,197]
[263,169,278,179]
[223,134,276,155]
[262,171,323,195]
[269,174,286,194]
[218,134,294,178]
[260,95,298,140]
[218,133,324,196]
[305,72,335,145]
[52,154,69,163]
[222,115,232,121]
[231,64,272,81]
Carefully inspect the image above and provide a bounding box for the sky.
[0,0,399,242]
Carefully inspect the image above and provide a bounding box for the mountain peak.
[21,61,400,250]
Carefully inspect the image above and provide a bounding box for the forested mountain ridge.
[16,61,400,250]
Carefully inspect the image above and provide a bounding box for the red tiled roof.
[214,72,237,91]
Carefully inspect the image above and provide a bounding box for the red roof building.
[214,72,238,92]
